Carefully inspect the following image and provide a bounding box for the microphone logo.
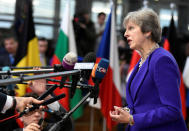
[97,66,107,74]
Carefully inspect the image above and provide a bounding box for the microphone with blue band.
[92,58,109,80]
[91,58,109,104]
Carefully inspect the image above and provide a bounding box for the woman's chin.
[129,45,135,50]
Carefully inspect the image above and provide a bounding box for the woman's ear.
[144,32,151,39]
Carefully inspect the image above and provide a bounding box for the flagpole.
[102,1,115,130]
[170,3,175,16]
[102,2,113,131]
[103,118,106,131]
[143,0,149,8]
[102,1,116,131]
[102,2,114,131]
[89,107,94,131]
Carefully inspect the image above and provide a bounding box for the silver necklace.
[139,44,159,69]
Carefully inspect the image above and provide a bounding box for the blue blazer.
[126,48,187,131]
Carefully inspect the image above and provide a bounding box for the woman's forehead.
[125,20,138,27]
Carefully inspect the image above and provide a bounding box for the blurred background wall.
[1,0,189,46]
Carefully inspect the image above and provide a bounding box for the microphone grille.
[83,52,96,62]
[62,52,77,70]
[80,52,96,81]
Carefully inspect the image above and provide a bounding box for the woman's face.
[124,21,146,50]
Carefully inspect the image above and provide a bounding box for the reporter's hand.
[15,97,43,112]
[28,78,53,101]
[28,67,47,96]
[28,79,46,96]
[109,106,130,123]
[24,123,41,131]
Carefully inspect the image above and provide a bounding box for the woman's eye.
[129,26,134,30]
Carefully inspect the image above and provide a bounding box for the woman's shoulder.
[151,47,176,63]
[149,47,179,73]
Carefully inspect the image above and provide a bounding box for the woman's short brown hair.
[123,8,162,43]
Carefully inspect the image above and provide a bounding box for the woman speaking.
[110,8,187,131]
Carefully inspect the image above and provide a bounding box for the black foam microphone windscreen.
[81,52,96,82]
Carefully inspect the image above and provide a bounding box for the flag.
[167,14,186,120]
[14,0,42,96]
[162,38,170,51]
[179,73,187,120]
[168,14,186,70]
[95,5,122,130]
[163,38,187,120]
[168,14,177,58]
[50,2,82,119]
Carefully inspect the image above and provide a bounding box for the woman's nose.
[124,30,128,38]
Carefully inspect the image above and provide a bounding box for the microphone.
[53,52,77,91]
[37,84,58,100]
[0,52,77,75]
[80,52,96,83]
[38,118,44,127]
[61,52,77,70]
[0,66,17,96]
[45,79,94,89]
[19,93,66,117]
[54,52,94,99]
[46,78,60,82]
[48,59,109,131]
[0,66,53,70]
[1,66,11,79]
[71,52,96,98]
[91,58,109,104]
[70,74,80,98]
[53,51,77,86]
[21,80,94,90]
[0,70,80,86]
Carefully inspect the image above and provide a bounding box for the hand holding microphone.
[19,93,66,117]
[20,82,64,117]
[15,97,44,112]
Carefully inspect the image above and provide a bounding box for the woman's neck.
[139,41,157,60]
[138,42,159,70]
